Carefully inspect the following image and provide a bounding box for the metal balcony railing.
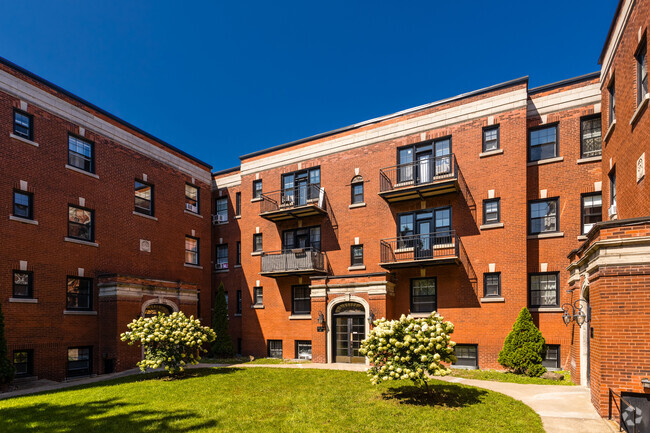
[380,230,458,265]
[260,247,326,276]
[609,388,641,433]
[379,154,458,194]
[259,184,327,219]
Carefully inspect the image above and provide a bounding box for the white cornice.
[600,0,636,86]
[527,83,601,117]
[213,172,242,189]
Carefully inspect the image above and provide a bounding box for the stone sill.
[133,211,158,221]
[251,251,263,256]
[184,210,203,218]
[65,164,99,179]
[63,310,98,316]
[480,297,505,303]
[9,298,38,303]
[233,264,242,268]
[630,94,649,126]
[184,263,203,269]
[9,133,39,147]
[604,119,616,142]
[479,149,503,158]
[576,156,602,164]
[409,312,433,318]
[349,202,366,209]
[577,235,588,241]
[527,232,564,240]
[528,307,563,313]
[527,156,564,167]
[348,265,366,271]
[64,237,98,247]
[289,314,311,320]
[250,197,263,203]
[479,222,504,230]
[450,365,479,370]
[234,313,242,317]
[214,221,229,225]
[251,304,264,309]
[213,269,229,273]
[234,215,241,219]
[9,215,38,225]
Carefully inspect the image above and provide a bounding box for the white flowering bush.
[360,313,456,391]
[120,311,216,375]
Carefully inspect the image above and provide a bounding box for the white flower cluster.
[360,313,456,386]
[120,311,216,374]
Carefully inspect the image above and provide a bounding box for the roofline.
[212,165,240,176]
[0,56,212,170]
[528,71,601,95]
[239,76,529,161]
[598,0,625,65]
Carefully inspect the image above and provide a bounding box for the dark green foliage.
[0,303,15,384]
[498,308,547,377]
[211,283,234,357]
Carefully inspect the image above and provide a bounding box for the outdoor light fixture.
[367,310,376,325]
[642,378,650,389]
[317,311,325,325]
[561,300,590,328]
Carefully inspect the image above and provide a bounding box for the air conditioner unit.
[608,204,617,218]
[215,263,229,270]
[212,214,227,224]
[185,203,197,212]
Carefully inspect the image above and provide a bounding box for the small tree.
[498,308,547,377]
[360,313,456,392]
[211,283,234,357]
[121,311,216,375]
[0,303,14,384]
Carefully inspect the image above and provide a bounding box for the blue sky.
[0,1,617,171]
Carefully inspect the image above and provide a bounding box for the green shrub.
[211,283,234,357]
[498,308,546,377]
[0,303,15,384]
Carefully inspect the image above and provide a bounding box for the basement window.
[453,344,478,368]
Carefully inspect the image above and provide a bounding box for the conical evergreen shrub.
[498,307,547,377]
[211,283,234,357]
[0,303,15,384]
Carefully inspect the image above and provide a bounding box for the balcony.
[260,247,327,277]
[379,230,463,268]
[379,154,469,203]
[259,184,328,222]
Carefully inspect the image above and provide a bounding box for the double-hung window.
[637,40,648,106]
[484,272,501,297]
[581,193,602,234]
[609,169,617,215]
[351,176,364,204]
[67,347,92,377]
[236,241,241,265]
[185,236,200,265]
[236,290,242,314]
[453,344,478,368]
[134,180,154,216]
[580,115,602,158]
[528,124,558,162]
[482,126,500,152]
[608,78,616,126]
[253,286,263,306]
[13,190,33,220]
[235,192,241,216]
[483,199,500,224]
[13,110,33,140]
[66,277,93,311]
[281,167,321,207]
[68,135,94,173]
[351,245,364,266]
[13,350,33,377]
[296,341,312,360]
[529,273,559,307]
[291,285,311,315]
[543,345,561,370]
[410,278,436,313]
[253,233,263,252]
[268,340,282,358]
[13,270,33,298]
[529,199,558,234]
[215,197,228,223]
[252,180,263,199]
[68,205,94,241]
[282,226,321,251]
[185,184,199,213]
[215,244,228,269]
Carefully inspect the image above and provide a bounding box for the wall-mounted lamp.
[642,378,650,389]
[561,300,590,328]
[367,310,376,325]
[317,311,325,325]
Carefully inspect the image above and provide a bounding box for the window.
[410,278,436,313]
[608,78,616,126]
[12,270,33,298]
[580,115,602,158]
[215,197,228,223]
[543,345,561,370]
[609,168,617,211]
[281,168,321,206]
[282,226,321,251]
[13,110,33,140]
[529,273,559,307]
[529,199,559,234]
[216,244,228,269]
[528,124,558,162]
[296,341,312,360]
[453,344,478,368]
[236,290,242,314]
[66,277,93,311]
[252,180,263,199]
[67,347,92,377]
[351,245,364,266]
[483,199,500,224]
[253,233,263,252]
[267,340,282,358]
[68,135,94,173]
[235,192,241,216]
[185,184,199,214]
[398,207,451,238]
[637,40,648,105]
[582,193,602,234]
[185,236,200,265]
[397,137,452,183]
[482,126,499,152]
[484,272,501,297]
[253,287,263,306]
[13,350,33,377]
[291,285,311,315]
[351,175,364,204]
[134,180,154,216]
[236,241,241,265]
[68,205,94,241]
[13,190,33,220]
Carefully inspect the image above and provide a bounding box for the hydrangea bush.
[360,313,456,390]
[120,311,216,374]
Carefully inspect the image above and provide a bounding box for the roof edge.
[0,56,212,170]
[239,76,529,161]
[212,165,241,176]
[528,71,601,95]
[598,0,625,65]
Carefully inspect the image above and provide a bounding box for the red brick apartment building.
[0,58,213,381]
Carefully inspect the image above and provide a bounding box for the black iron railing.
[379,154,457,193]
[259,184,327,215]
[380,231,458,264]
[609,388,640,433]
[260,247,326,274]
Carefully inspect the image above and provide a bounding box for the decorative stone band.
[310,281,395,298]
[97,274,198,304]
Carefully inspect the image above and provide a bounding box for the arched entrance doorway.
[332,301,366,363]
[580,283,591,387]
[143,303,173,318]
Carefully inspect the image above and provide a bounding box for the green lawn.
[0,368,543,433]
[201,357,309,365]
[451,369,575,385]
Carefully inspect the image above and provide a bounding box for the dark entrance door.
[333,302,365,363]
[415,219,433,259]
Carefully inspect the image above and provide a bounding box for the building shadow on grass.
[0,397,218,432]
[382,382,488,408]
